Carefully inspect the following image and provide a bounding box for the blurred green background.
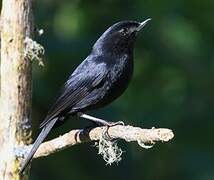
[30,0,214,179]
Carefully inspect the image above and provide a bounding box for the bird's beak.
[136,18,152,31]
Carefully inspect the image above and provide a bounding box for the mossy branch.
[31,125,174,159]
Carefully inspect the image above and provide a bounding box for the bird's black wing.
[40,59,107,128]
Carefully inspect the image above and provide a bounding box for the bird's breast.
[101,54,134,105]
[109,55,133,84]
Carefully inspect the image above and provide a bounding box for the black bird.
[20,18,151,173]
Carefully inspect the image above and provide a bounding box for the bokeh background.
[27,0,214,179]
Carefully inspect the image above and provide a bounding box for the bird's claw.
[103,120,125,140]
[108,121,125,126]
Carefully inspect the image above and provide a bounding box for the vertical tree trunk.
[0,0,33,179]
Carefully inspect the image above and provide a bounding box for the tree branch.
[33,125,174,158]
[0,0,33,178]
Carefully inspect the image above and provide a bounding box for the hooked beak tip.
[137,18,152,31]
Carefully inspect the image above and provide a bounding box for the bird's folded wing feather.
[40,61,107,128]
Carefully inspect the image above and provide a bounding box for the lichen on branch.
[24,37,45,66]
[21,125,174,165]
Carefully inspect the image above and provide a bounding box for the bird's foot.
[102,121,125,141]
[77,113,124,140]
[104,121,125,126]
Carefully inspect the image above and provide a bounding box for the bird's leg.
[77,112,124,126]
[77,113,124,140]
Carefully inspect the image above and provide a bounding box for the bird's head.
[93,18,151,55]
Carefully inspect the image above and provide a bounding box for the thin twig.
[33,125,174,158]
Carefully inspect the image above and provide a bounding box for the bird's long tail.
[19,117,58,174]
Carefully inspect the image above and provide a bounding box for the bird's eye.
[119,28,129,36]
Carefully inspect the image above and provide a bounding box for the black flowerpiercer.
[20,18,151,173]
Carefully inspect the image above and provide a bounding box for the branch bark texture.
[0,0,33,179]
[33,125,174,159]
